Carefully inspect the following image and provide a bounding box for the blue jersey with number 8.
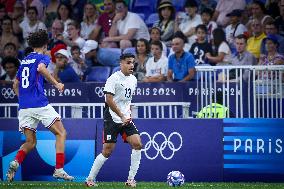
[16,52,50,109]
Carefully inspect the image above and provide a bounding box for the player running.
[6,30,73,182]
[85,53,143,187]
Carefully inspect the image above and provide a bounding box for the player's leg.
[124,122,143,187]
[49,120,73,181]
[85,120,119,187]
[6,129,36,182]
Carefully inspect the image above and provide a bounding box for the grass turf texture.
[0,182,284,189]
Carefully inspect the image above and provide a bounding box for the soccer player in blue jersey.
[6,30,74,182]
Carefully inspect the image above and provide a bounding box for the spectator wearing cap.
[225,9,247,53]
[247,19,266,59]
[81,39,99,69]
[0,56,19,85]
[102,0,150,49]
[261,21,284,55]
[212,0,246,27]
[167,31,196,82]
[259,34,284,65]
[149,27,167,56]
[201,7,217,43]
[90,0,115,42]
[53,49,81,83]
[175,0,202,49]
[153,0,175,45]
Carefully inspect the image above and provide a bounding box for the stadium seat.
[86,66,111,82]
[112,66,121,74]
[145,13,159,27]
[172,0,186,11]
[137,13,145,20]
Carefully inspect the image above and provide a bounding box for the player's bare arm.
[105,93,129,125]
[12,79,19,96]
[37,63,64,93]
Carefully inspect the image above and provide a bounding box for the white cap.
[55,49,70,59]
[81,40,98,54]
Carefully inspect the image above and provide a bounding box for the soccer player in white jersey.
[6,30,73,182]
[85,53,142,187]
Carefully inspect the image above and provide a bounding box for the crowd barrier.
[0,118,283,182]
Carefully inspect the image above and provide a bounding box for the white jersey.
[103,71,137,123]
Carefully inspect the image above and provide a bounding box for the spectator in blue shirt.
[53,49,81,83]
[167,31,196,82]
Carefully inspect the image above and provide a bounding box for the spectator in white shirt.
[103,0,150,49]
[143,40,168,82]
[80,3,98,39]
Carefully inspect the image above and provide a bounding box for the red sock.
[15,150,26,164]
[56,153,65,169]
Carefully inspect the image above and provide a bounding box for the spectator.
[167,32,195,82]
[259,35,284,65]
[55,2,73,38]
[63,0,86,23]
[89,0,115,43]
[0,56,19,85]
[19,6,47,47]
[0,3,6,25]
[247,19,266,59]
[154,0,175,45]
[206,28,232,65]
[60,21,85,49]
[53,49,81,83]
[0,15,20,56]
[44,0,59,30]
[201,7,217,43]
[275,0,284,37]
[47,19,65,50]
[149,26,167,56]
[10,1,25,40]
[0,1,16,16]
[80,3,98,40]
[133,38,150,81]
[23,0,44,20]
[175,0,202,49]
[261,21,284,55]
[246,0,274,31]
[190,24,213,65]
[231,34,257,81]
[102,0,150,49]
[70,45,87,80]
[143,41,168,82]
[81,39,99,68]
[225,9,247,53]
[3,42,18,58]
[212,0,246,27]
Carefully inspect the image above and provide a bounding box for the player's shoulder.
[129,74,137,82]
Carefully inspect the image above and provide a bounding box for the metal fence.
[195,65,284,118]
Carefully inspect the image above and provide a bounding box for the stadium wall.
[0,118,284,182]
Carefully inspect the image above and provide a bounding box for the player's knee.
[102,147,113,158]
[58,128,67,139]
[133,142,143,150]
[26,138,37,149]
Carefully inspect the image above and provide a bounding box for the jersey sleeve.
[40,55,51,67]
[103,75,116,95]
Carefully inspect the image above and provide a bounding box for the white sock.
[87,153,108,181]
[128,149,141,180]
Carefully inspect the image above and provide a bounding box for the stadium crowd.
[0,0,283,84]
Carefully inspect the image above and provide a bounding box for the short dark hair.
[265,20,277,29]
[115,0,128,7]
[184,0,198,8]
[24,47,34,57]
[120,53,135,60]
[173,31,188,43]
[27,29,49,48]
[26,6,38,15]
[195,24,208,33]
[151,40,163,51]
[201,7,214,17]
[235,34,247,42]
[71,45,80,52]
[2,56,20,69]
[67,21,81,30]
[4,42,17,50]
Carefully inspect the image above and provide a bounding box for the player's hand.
[121,116,131,126]
[55,83,64,93]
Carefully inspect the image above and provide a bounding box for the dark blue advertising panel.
[95,119,223,182]
[223,119,284,181]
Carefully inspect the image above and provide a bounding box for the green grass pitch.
[0,182,284,189]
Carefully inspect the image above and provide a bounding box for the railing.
[0,102,190,119]
[195,65,284,118]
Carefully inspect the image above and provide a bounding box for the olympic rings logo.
[140,132,183,160]
[94,87,104,97]
[1,88,16,99]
